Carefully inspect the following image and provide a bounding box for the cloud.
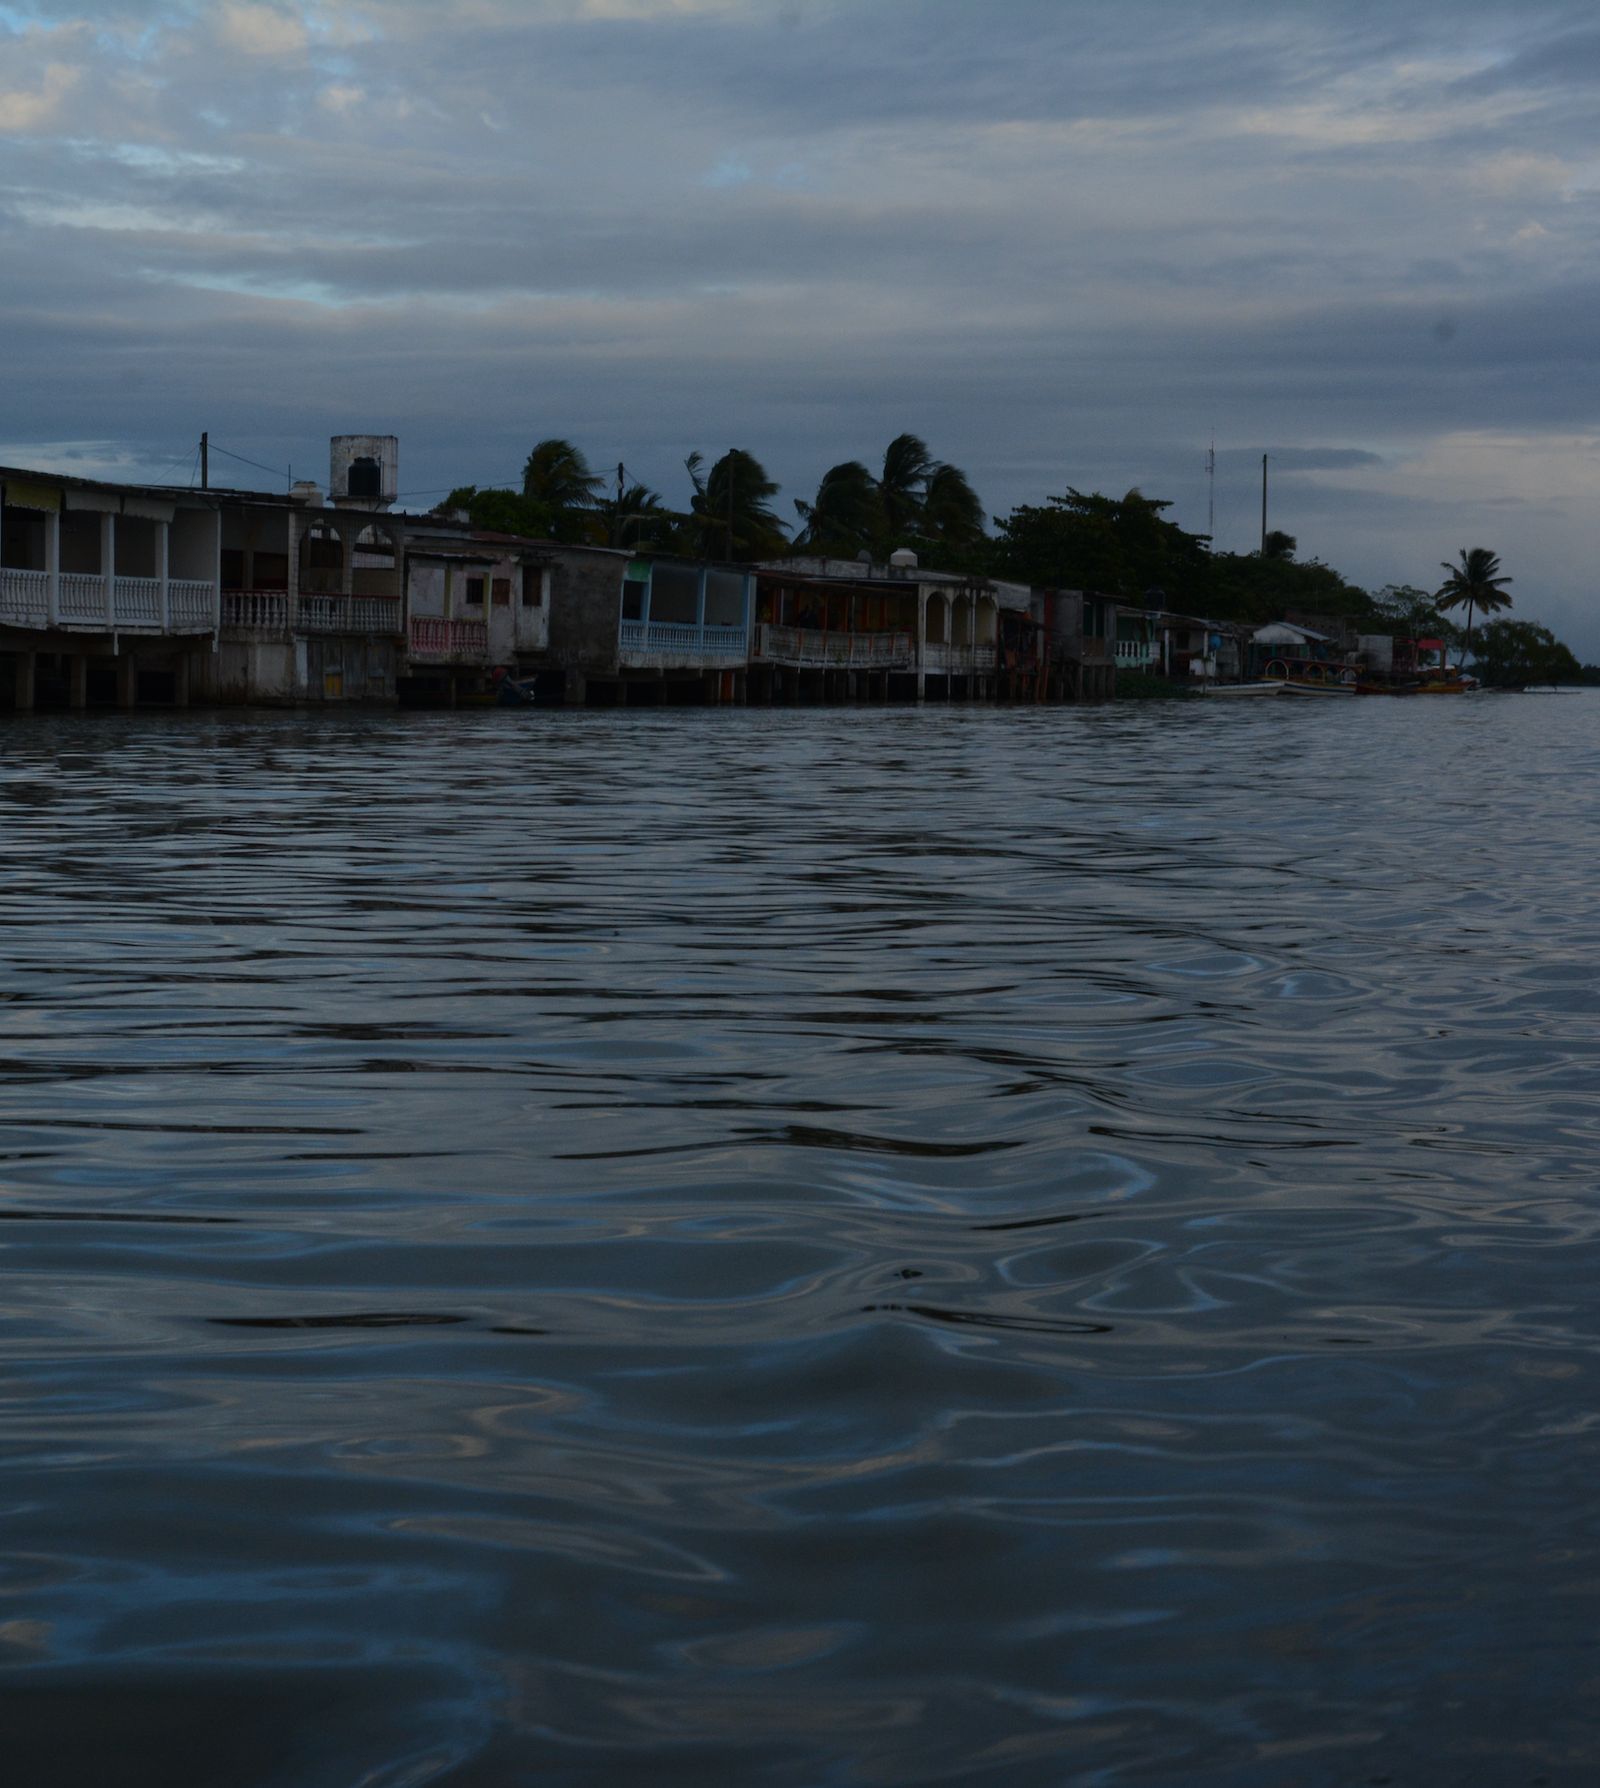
[215,1,307,58]
[3,0,1600,651]
[0,59,78,131]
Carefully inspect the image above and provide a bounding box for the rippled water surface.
[2,694,1599,1786]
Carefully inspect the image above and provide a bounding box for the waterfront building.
[1,464,224,708]
[750,565,919,701]
[1114,603,1162,675]
[1157,612,1248,685]
[209,482,407,705]
[545,548,754,705]
[759,554,1001,700]
[399,522,549,705]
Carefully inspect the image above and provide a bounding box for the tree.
[792,440,987,565]
[793,460,880,556]
[521,439,605,541]
[992,487,1209,602]
[921,462,986,547]
[431,485,553,538]
[684,449,788,561]
[879,433,936,538]
[1262,530,1297,561]
[1435,547,1513,666]
[1469,618,1580,688]
[599,479,673,550]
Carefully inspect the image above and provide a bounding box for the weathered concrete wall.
[543,545,628,677]
[197,635,399,704]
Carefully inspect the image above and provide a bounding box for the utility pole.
[1260,453,1268,554]
[1206,436,1215,543]
[200,431,208,490]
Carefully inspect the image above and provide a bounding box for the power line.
[206,441,292,484]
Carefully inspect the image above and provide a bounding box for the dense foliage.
[792,434,985,562]
[1470,620,1581,688]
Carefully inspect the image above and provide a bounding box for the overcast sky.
[3,0,1598,647]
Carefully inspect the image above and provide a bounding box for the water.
[1,693,1597,1786]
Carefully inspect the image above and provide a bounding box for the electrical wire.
[207,442,292,483]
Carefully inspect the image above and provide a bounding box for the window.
[348,457,381,500]
[704,570,746,628]
[621,578,648,621]
[521,572,543,608]
[221,548,245,590]
[462,576,485,606]
[649,563,699,624]
[492,577,511,608]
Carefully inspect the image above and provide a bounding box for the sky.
[2,0,1599,648]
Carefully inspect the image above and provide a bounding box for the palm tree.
[879,433,935,538]
[601,480,671,550]
[793,460,880,556]
[522,439,604,517]
[1435,548,1513,668]
[922,462,985,546]
[685,449,788,561]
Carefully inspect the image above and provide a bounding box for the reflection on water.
[1,696,1598,1785]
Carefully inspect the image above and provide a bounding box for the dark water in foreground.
[1,693,1598,1786]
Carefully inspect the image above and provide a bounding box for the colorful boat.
[1262,656,1358,695]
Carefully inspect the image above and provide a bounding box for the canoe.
[1202,682,1284,697]
[1279,680,1356,696]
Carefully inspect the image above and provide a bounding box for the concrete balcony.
[618,619,748,670]
[408,616,488,663]
[754,623,915,670]
[923,642,999,675]
[1,569,219,634]
[221,590,290,635]
[298,594,404,636]
[1114,638,1159,667]
[0,567,49,628]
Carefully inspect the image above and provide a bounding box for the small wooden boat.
[1202,681,1284,697]
[1279,680,1357,695]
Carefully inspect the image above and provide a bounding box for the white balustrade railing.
[169,579,218,630]
[59,573,108,621]
[1,570,219,632]
[0,567,49,627]
[222,590,288,632]
[350,597,402,636]
[300,594,404,635]
[114,577,161,626]
[923,642,999,675]
[754,623,916,669]
[1114,638,1159,666]
[618,619,749,665]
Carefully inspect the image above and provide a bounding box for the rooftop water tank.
[330,434,399,509]
[290,480,324,508]
[889,548,919,570]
